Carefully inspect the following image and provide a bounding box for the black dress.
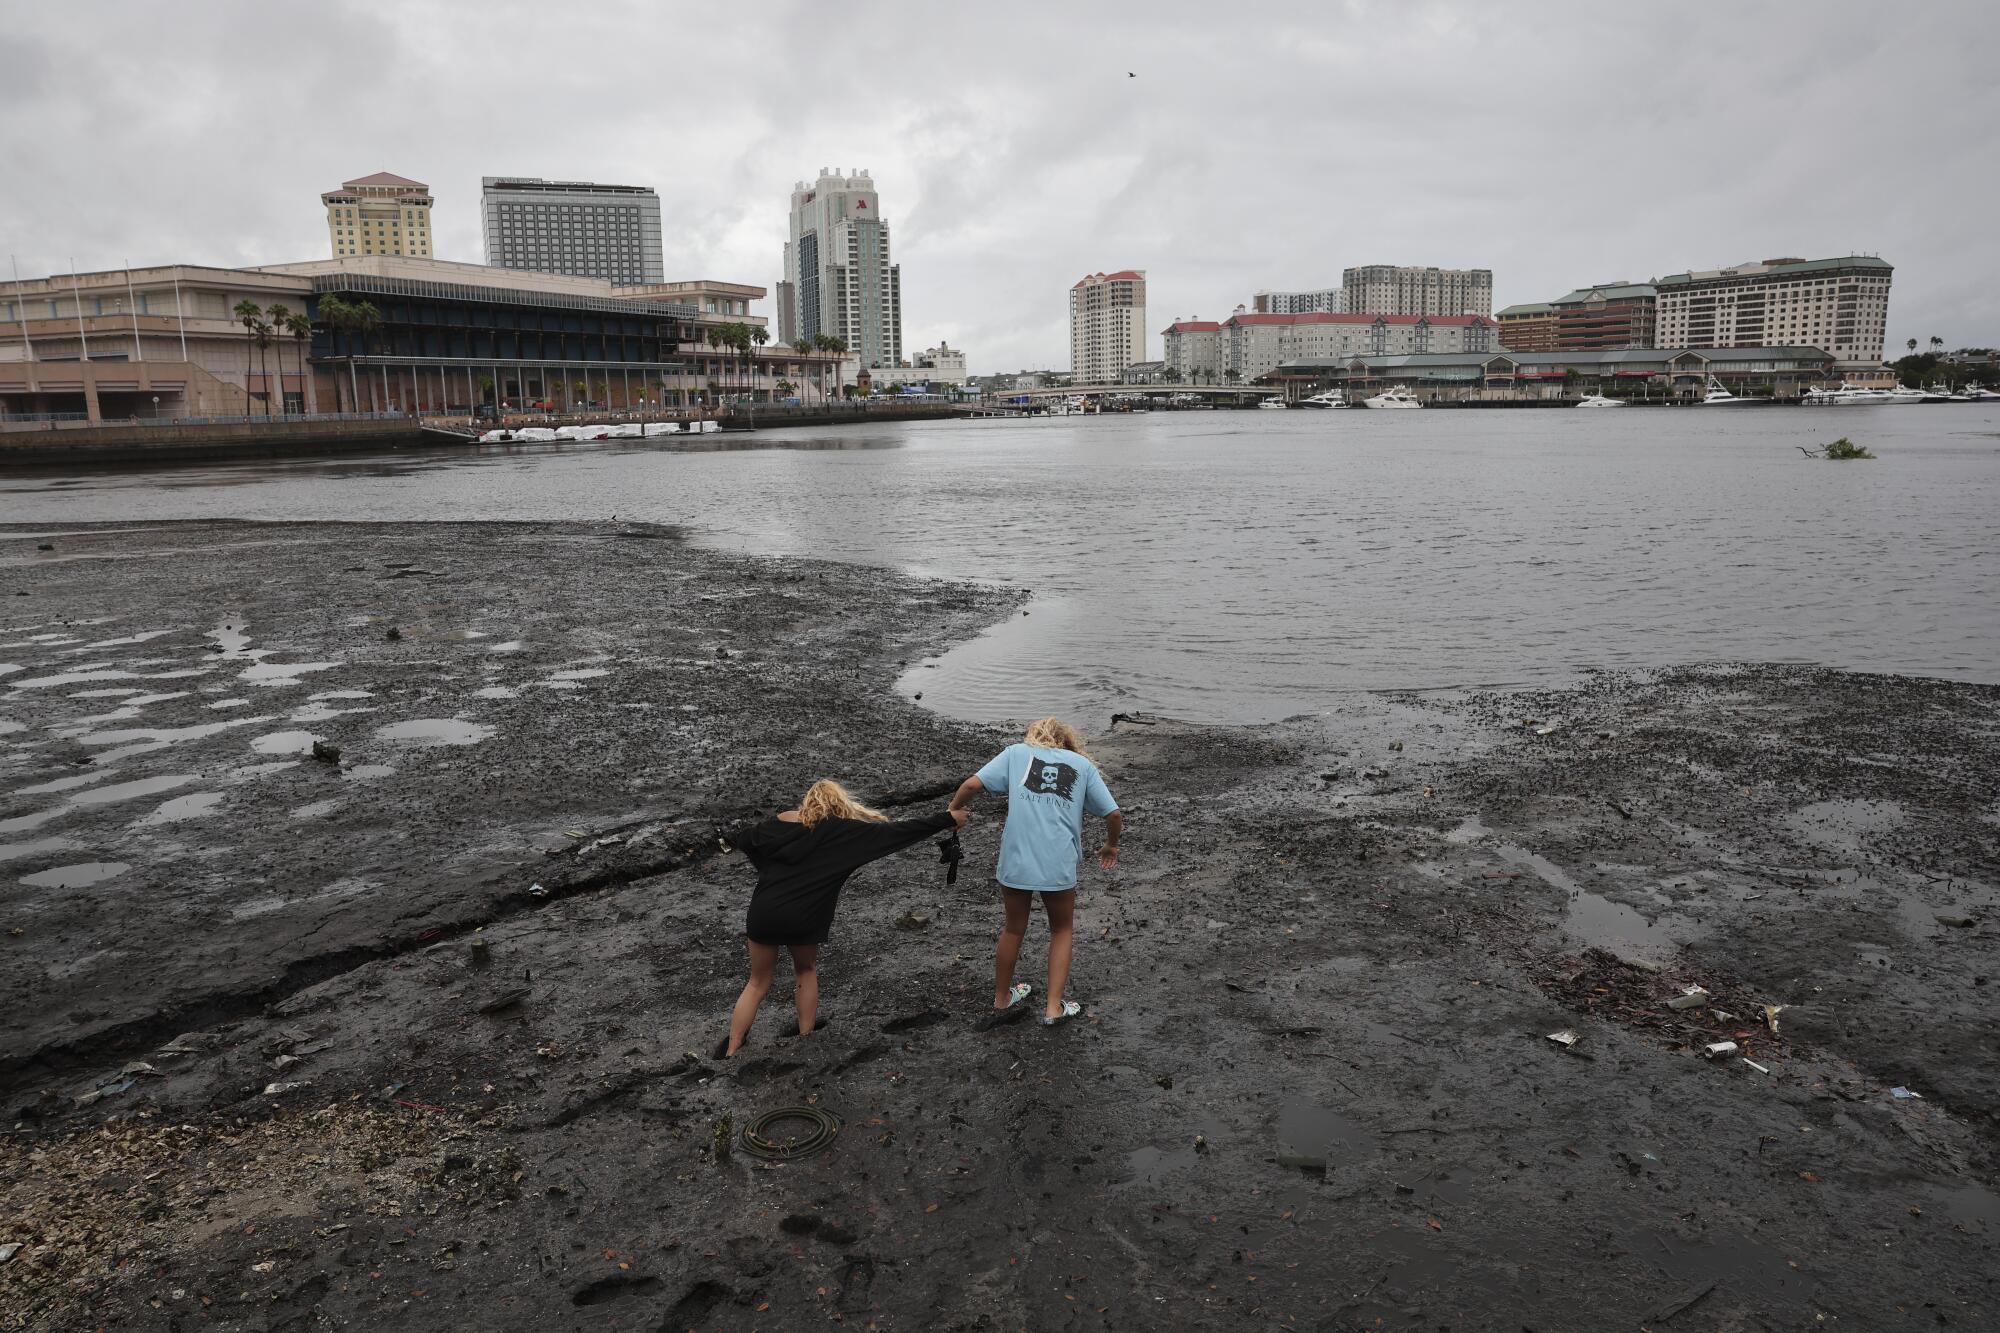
[737,811,955,945]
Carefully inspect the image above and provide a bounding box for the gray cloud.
[3,0,1990,369]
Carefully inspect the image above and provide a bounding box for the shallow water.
[6,407,1997,725]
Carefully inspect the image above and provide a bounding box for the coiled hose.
[739,1106,842,1161]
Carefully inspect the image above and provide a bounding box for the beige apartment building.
[1161,319,1220,381]
[1070,270,1147,382]
[1652,255,1891,367]
[1165,311,1496,383]
[1343,264,1493,318]
[323,172,435,260]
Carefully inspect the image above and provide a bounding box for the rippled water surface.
[6,407,1998,724]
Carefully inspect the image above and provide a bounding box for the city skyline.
[2,1,1993,373]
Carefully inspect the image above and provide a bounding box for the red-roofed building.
[1161,318,1221,381]
[322,172,434,260]
[1070,270,1147,380]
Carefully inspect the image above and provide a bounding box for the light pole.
[151,394,159,421]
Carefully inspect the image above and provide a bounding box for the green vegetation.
[1823,436,1874,460]
[1892,344,1997,391]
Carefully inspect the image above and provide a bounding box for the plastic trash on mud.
[1667,985,1710,1011]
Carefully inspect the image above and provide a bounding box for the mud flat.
[1,521,1996,1330]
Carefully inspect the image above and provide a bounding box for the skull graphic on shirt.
[1023,757,1079,801]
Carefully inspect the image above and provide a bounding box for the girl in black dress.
[720,779,967,1057]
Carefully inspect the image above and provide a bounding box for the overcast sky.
[5,1,1992,371]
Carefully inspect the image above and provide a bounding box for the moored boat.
[1700,375,1753,405]
[1575,392,1625,408]
[1361,386,1422,409]
[1299,389,1349,409]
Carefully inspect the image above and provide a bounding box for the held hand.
[949,808,970,830]
[1098,845,1118,870]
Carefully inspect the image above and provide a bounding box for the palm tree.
[1929,336,1943,355]
[704,328,722,404]
[252,318,276,416]
[1907,338,1918,355]
[814,333,849,401]
[233,300,265,415]
[317,296,357,413]
[750,325,770,400]
[283,311,314,413]
[265,304,293,414]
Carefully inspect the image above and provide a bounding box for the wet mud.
[2,522,1996,1330]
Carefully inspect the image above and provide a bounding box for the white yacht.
[1700,375,1752,405]
[1362,386,1423,409]
[1574,392,1625,408]
[1962,384,2000,401]
[1880,386,1930,406]
[1257,397,1288,410]
[1298,389,1349,409]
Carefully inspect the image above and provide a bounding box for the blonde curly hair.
[1023,717,1091,760]
[796,778,888,828]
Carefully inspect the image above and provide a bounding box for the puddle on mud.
[538,680,584,690]
[87,629,179,648]
[473,686,518,700]
[0,719,25,734]
[291,798,342,819]
[1118,1119,1223,1191]
[69,688,147,699]
[1276,1100,1374,1174]
[70,774,198,807]
[290,701,376,723]
[208,698,251,710]
[0,835,82,863]
[342,764,395,781]
[487,641,527,653]
[19,861,130,888]
[83,716,276,762]
[1499,844,1680,962]
[240,660,342,686]
[374,719,494,746]
[1786,798,1906,855]
[134,792,225,826]
[210,620,253,657]
[251,730,324,755]
[310,690,375,701]
[8,666,212,691]
[550,668,610,681]
[14,770,125,797]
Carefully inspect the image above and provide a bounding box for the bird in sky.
[1128,71,1136,77]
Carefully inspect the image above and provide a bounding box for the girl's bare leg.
[726,940,780,1056]
[993,888,1035,1007]
[787,944,820,1034]
[1042,892,1075,1020]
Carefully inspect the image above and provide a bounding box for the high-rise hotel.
[1070,271,1148,382]
[323,172,434,260]
[1652,255,1892,367]
[480,177,664,285]
[777,169,903,370]
[1342,264,1492,318]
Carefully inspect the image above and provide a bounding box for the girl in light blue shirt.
[950,717,1121,1026]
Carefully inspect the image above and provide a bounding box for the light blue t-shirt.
[976,743,1118,891]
